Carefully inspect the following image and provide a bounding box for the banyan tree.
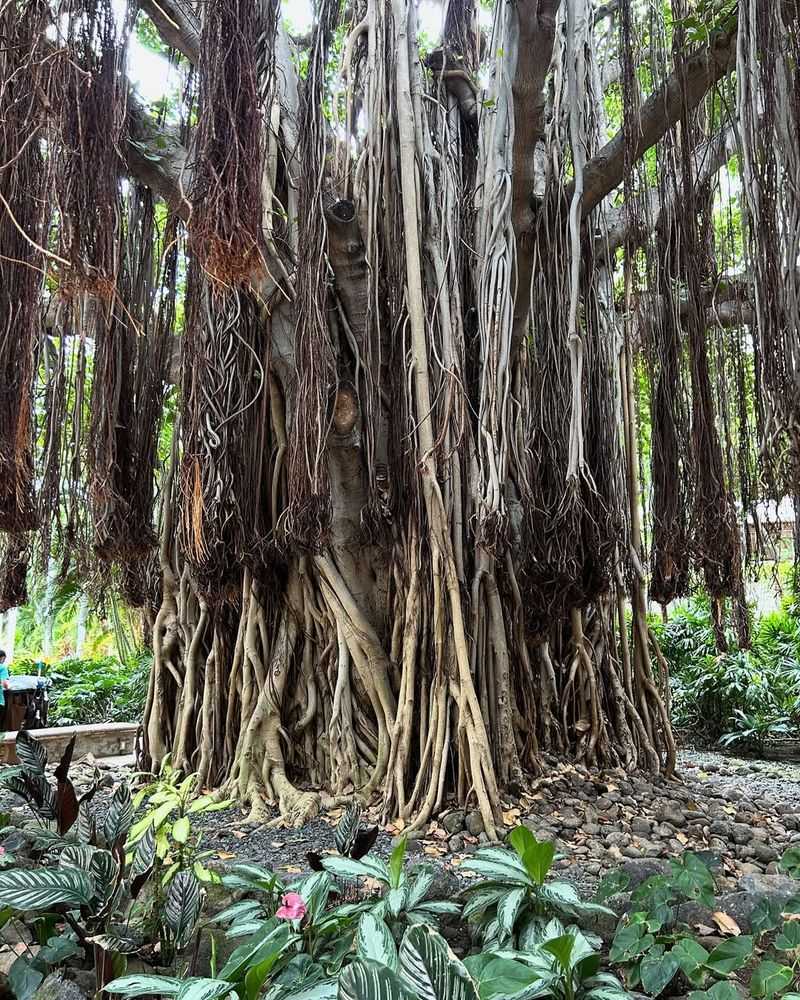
[1,0,798,834]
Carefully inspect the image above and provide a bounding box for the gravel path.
[3,746,800,899]
[678,747,800,803]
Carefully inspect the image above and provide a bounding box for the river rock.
[33,972,87,1000]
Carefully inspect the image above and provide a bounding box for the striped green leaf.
[0,866,94,911]
[357,912,398,970]
[103,973,182,996]
[399,924,479,1000]
[339,959,411,1000]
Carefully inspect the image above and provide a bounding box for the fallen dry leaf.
[712,911,742,936]
[694,924,715,936]
[676,832,689,845]
[423,844,443,856]
[283,865,303,874]
[216,851,237,860]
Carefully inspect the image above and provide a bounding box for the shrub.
[654,597,800,747]
[13,652,152,726]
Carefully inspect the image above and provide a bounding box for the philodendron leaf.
[704,935,753,975]
[639,950,680,996]
[687,983,743,1000]
[750,959,795,998]
[0,866,94,910]
[775,919,800,951]
[780,846,800,879]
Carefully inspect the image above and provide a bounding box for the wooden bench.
[0,722,139,765]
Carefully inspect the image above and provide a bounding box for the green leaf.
[461,848,530,884]
[704,935,753,975]
[671,937,709,984]
[609,922,652,963]
[387,886,408,919]
[218,920,292,983]
[508,828,554,885]
[750,959,794,998]
[406,869,435,910]
[15,731,47,775]
[298,871,332,922]
[465,955,547,1000]
[541,933,575,972]
[177,978,236,999]
[335,802,363,856]
[87,932,141,955]
[399,924,479,1000]
[173,816,191,845]
[104,783,134,848]
[40,932,82,963]
[91,849,119,902]
[775,919,800,951]
[60,844,98,871]
[496,888,526,937]
[640,950,680,996]
[595,870,630,903]
[780,846,800,879]
[322,856,390,883]
[103,974,183,996]
[339,958,411,1000]
[132,824,156,877]
[750,896,784,937]
[8,956,43,1000]
[0,866,94,910]
[687,983,742,1000]
[389,837,407,889]
[165,870,202,949]
[357,912,398,970]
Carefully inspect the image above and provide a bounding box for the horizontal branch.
[578,22,738,217]
[600,123,737,258]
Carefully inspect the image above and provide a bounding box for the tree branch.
[578,22,737,217]
[138,0,200,63]
[126,96,190,218]
[599,122,737,259]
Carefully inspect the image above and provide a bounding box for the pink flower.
[275,891,307,921]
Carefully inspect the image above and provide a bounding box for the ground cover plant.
[2,733,800,1000]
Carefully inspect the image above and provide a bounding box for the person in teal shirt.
[0,650,9,731]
